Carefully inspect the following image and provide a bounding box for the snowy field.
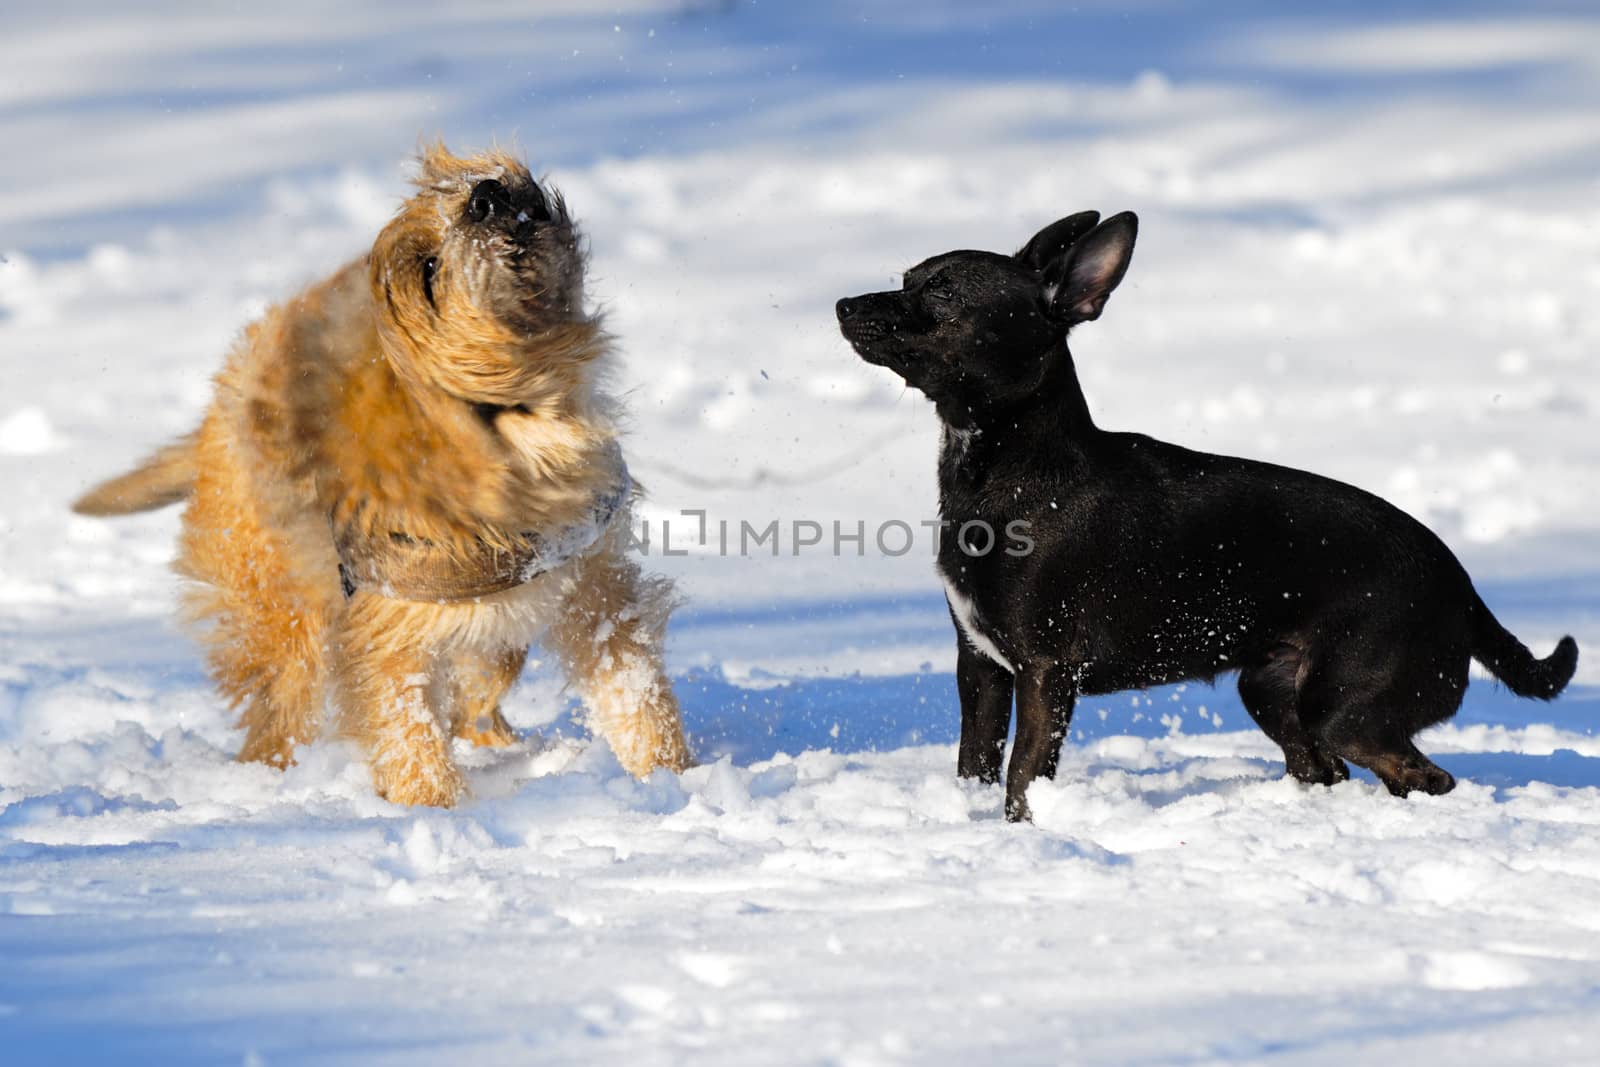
[3,2,1599,1062]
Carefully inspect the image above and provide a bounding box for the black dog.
[837,211,1579,821]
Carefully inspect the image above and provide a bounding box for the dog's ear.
[1015,211,1101,270]
[1044,211,1137,325]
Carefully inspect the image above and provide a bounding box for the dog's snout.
[467,180,508,224]
[521,182,552,226]
[836,294,895,355]
[467,179,552,230]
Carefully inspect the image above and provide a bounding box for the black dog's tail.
[1471,592,1579,700]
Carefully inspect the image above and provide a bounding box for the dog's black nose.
[520,181,552,225]
[467,180,510,224]
[836,297,857,322]
[467,179,552,232]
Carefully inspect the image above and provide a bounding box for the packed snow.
[2,2,1598,1063]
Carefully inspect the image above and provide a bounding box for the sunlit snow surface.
[2,2,1599,1062]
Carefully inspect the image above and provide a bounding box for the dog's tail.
[72,432,199,517]
[1471,591,1579,700]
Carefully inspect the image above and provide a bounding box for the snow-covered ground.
[2,2,1598,1062]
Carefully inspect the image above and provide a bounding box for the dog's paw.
[1381,763,1457,798]
[615,733,692,778]
[454,708,518,749]
[1286,750,1349,788]
[372,759,465,808]
[591,685,692,778]
[236,736,298,771]
[1365,750,1457,798]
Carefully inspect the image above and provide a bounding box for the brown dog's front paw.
[616,729,693,778]
[454,708,518,749]
[656,743,693,775]
[236,733,299,771]
[589,682,692,778]
[371,759,465,808]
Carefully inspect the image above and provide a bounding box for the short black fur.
[837,211,1580,821]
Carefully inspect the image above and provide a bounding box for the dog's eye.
[421,256,438,307]
[924,287,959,318]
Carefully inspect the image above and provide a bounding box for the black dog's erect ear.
[1015,211,1101,270]
[1045,211,1137,325]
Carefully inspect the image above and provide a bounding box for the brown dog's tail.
[72,432,199,516]
[1471,591,1579,700]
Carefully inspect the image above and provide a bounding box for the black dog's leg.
[1307,640,1466,798]
[1334,733,1457,797]
[1006,664,1076,822]
[1237,651,1348,786]
[955,636,1013,783]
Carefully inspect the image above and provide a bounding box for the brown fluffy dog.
[74,145,691,806]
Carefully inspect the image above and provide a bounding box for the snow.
[3,1,1600,1063]
[0,408,62,457]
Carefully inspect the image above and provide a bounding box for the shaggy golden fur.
[74,144,691,806]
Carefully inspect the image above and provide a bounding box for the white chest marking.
[940,571,1015,674]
